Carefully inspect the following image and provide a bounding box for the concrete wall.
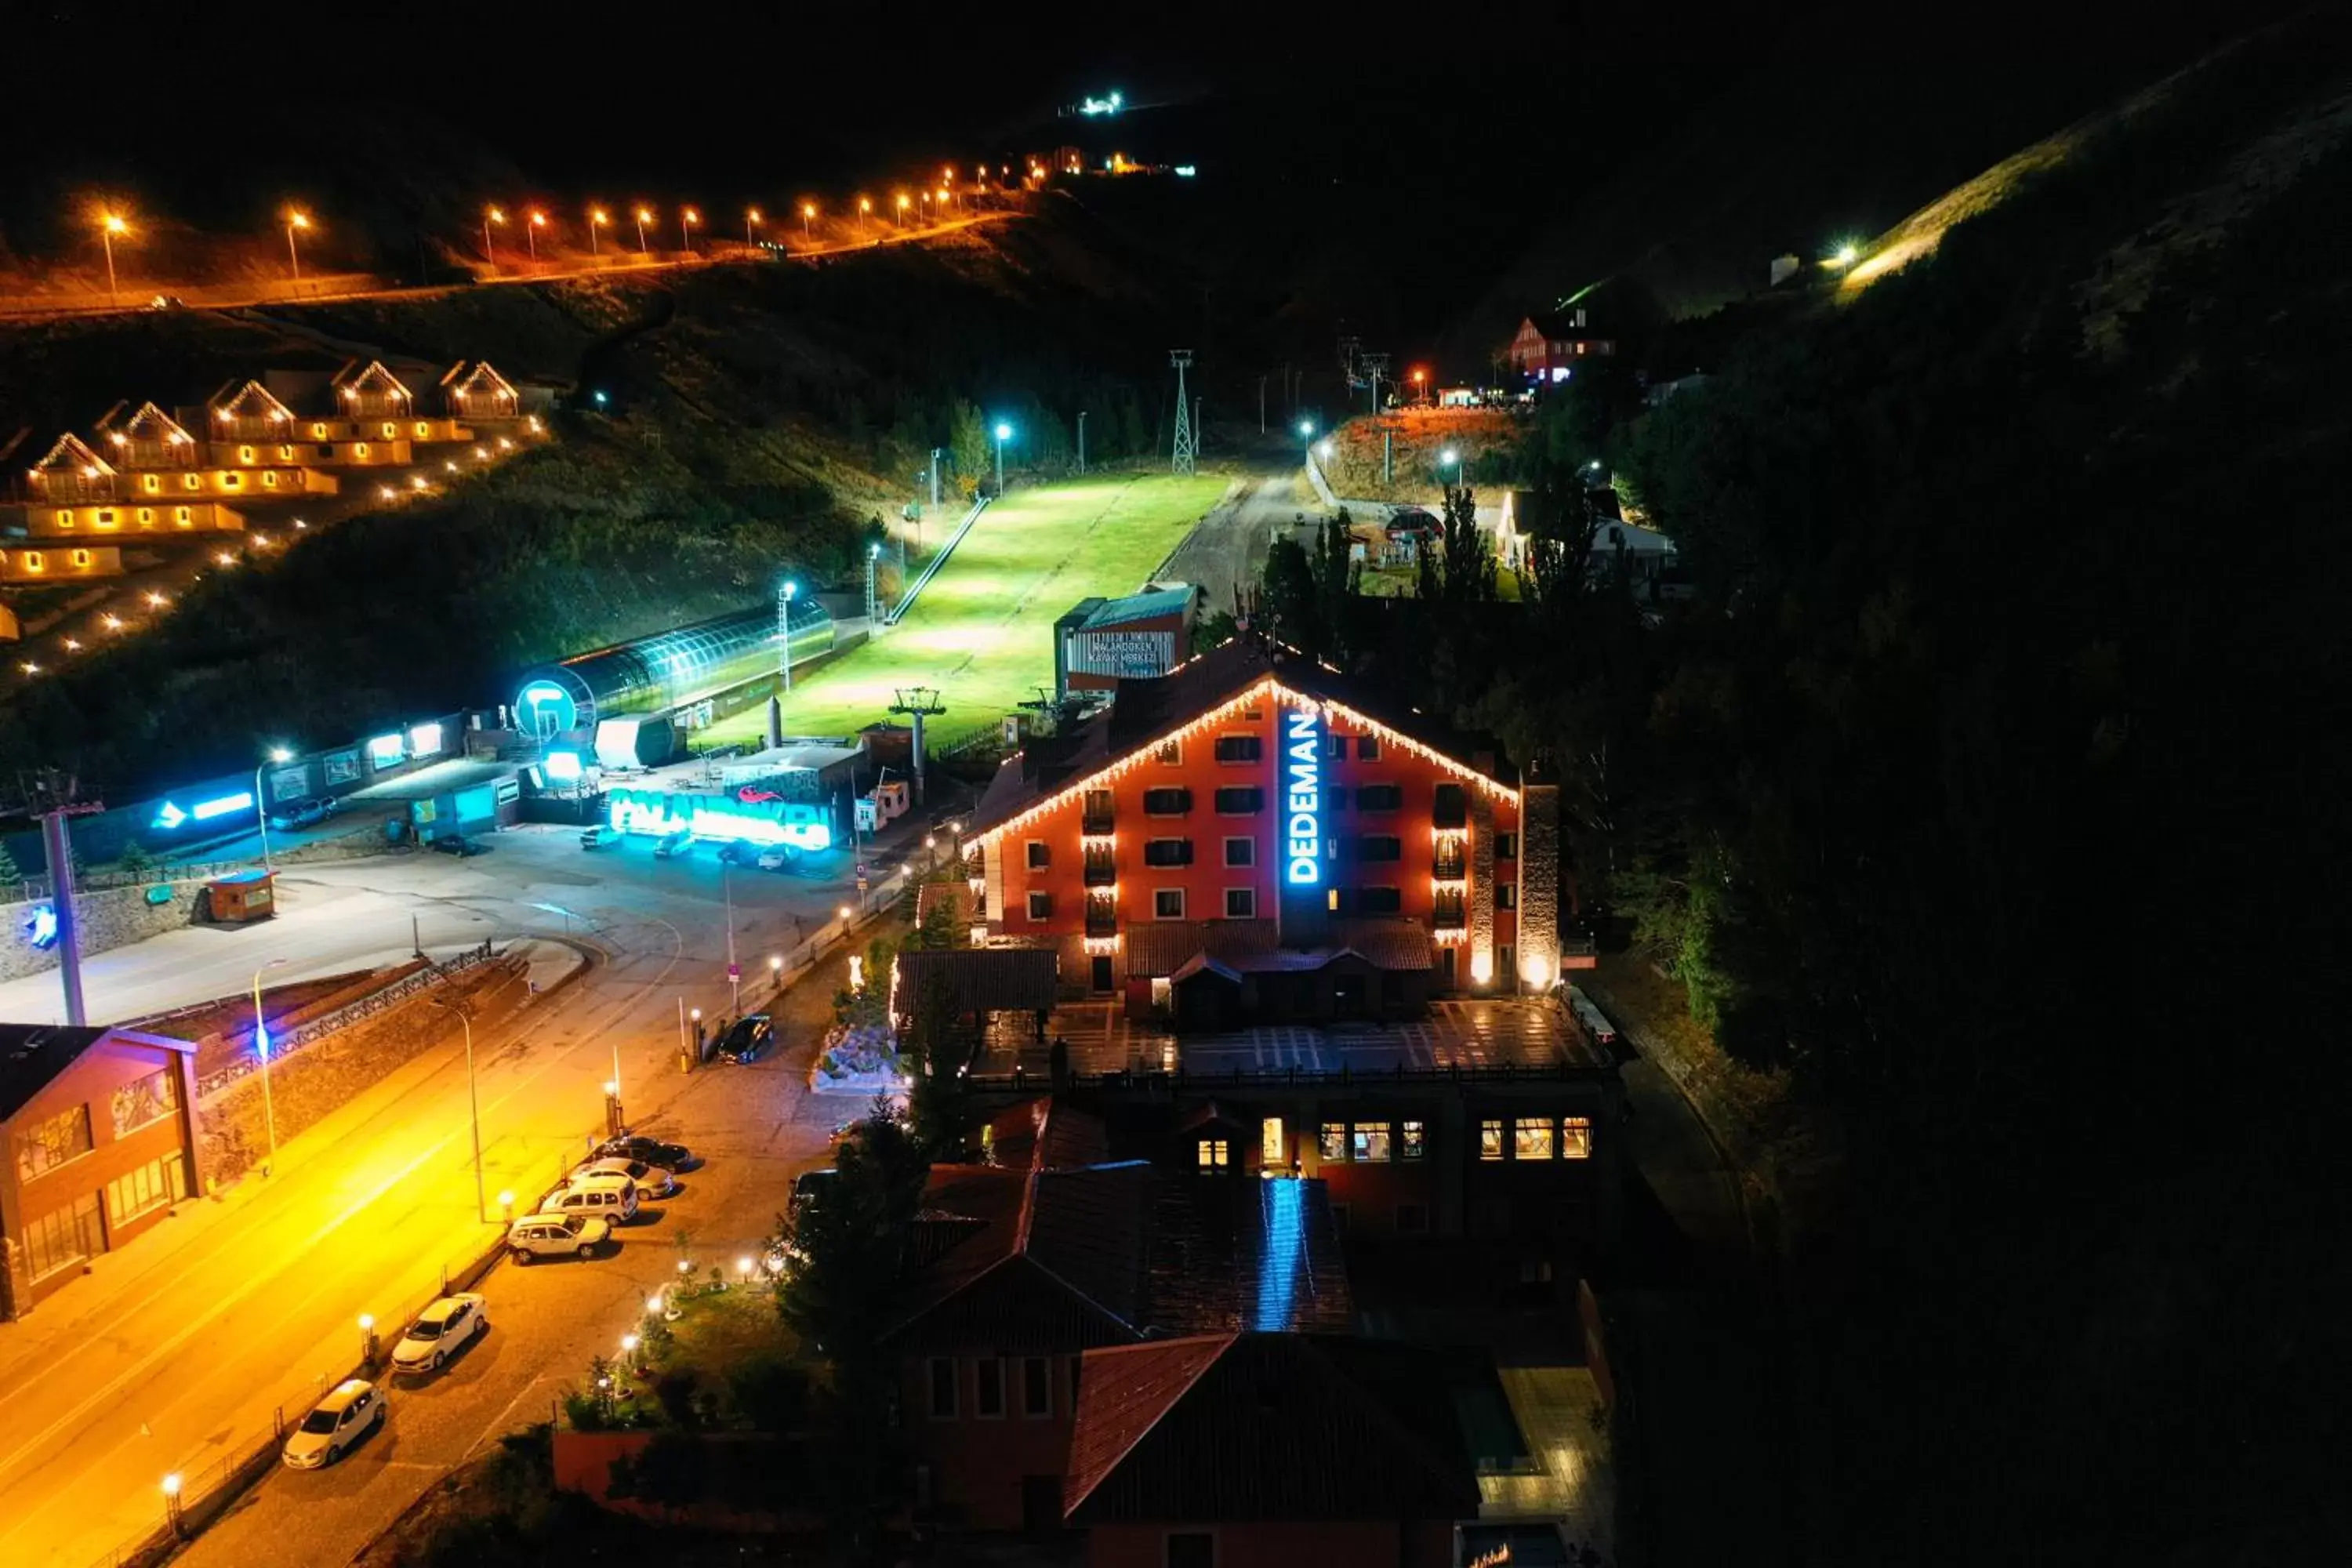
[0,880,201,985]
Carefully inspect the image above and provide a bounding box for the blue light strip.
[1254,1178,1305,1332]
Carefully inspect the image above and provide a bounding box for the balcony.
[1432,848,1467,881]
[1432,900,1467,931]
[1082,809,1115,836]
[1083,855,1117,887]
[1085,903,1119,938]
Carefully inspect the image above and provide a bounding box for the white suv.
[506,1213,612,1263]
[390,1292,488,1374]
[575,1156,677,1197]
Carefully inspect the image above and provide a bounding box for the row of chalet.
[885,1095,1586,1563]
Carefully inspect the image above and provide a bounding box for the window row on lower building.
[926,1352,1079,1421]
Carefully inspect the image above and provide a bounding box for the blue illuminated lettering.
[606,788,833,852]
[191,791,256,821]
[1285,709,1321,885]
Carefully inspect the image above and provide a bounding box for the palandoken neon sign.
[1285,709,1321,885]
[607,787,833,852]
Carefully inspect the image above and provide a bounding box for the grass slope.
[709,473,1225,748]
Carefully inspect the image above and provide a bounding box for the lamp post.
[483,206,504,264]
[680,206,699,252]
[256,746,292,869]
[1298,418,1316,461]
[993,421,1011,493]
[589,207,608,255]
[604,1078,622,1138]
[526,209,546,260]
[724,861,740,1014]
[895,193,909,228]
[358,1312,379,1367]
[777,579,798,693]
[801,201,815,240]
[252,957,289,1175]
[162,1474,183,1537]
[745,206,761,248]
[634,207,653,253]
[285,210,310,282]
[857,196,871,236]
[1439,447,1461,491]
[99,211,128,304]
[430,996,486,1222]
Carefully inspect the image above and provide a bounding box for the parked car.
[594,1132,697,1171]
[718,1013,775,1064]
[1565,985,1619,1051]
[147,294,185,311]
[539,1172,640,1224]
[652,829,695,859]
[390,1293,488,1374]
[281,1378,385,1468]
[756,844,806,872]
[716,840,759,866]
[431,836,488,857]
[579,825,623,850]
[789,1167,838,1215]
[575,1156,677,1198]
[506,1212,612,1263]
[267,797,336,832]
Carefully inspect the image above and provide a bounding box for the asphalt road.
[0,818,920,1568]
[1152,470,1320,619]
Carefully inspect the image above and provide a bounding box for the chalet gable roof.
[28,431,113,477]
[206,379,294,424]
[332,358,412,401]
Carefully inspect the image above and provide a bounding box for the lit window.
[106,1152,186,1226]
[71,550,90,568]
[1154,738,1181,764]
[238,445,256,463]
[1562,1116,1592,1160]
[14,1102,92,1178]
[1319,1123,1347,1160]
[1514,1118,1555,1160]
[1153,888,1185,920]
[382,423,397,439]
[22,552,43,572]
[1224,888,1254,919]
[174,506,191,526]
[354,443,370,459]
[136,508,154,527]
[313,423,328,439]
[1479,1120,1504,1161]
[1352,1123,1391,1163]
[1401,1120,1426,1160]
[54,510,74,528]
[1494,833,1519,860]
[1196,1138,1229,1171]
[1261,1117,1284,1166]
[221,473,241,489]
[111,1067,180,1137]
[415,423,430,438]
[260,471,277,488]
[1499,885,1518,909]
[278,445,294,461]
[96,510,117,527]
[144,474,162,492]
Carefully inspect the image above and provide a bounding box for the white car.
[390,1292,488,1374]
[282,1378,385,1468]
[506,1212,612,1262]
[575,1156,677,1197]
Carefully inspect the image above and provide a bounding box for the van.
[539,1174,639,1223]
[653,829,695,859]
[1566,985,1620,1052]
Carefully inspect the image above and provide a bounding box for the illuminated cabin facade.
[441,360,521,422]
[19,500,244,537]
[330,358,413,420]
[967,641,1565,1023]
[0,544,122,582]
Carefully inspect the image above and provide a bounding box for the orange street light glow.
[487,205,506,223]
[102,211,129,235]
[683,207,700,224]
[636,206,654,222]
[288,210,311,230]
[591,208,609,224]
[529,209,546,226]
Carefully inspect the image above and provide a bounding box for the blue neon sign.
[151,791,256,830]
[24,904,60,949]
[607,787,833,852]
[1284,709,1322,885]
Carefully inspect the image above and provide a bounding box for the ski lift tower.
[15,769,103,1025]
[1169,350,1197,475]
[888,686,947,805]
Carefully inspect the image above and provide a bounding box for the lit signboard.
[543,750,584,782]
[151,791,256,829]
[607,787,833,852]
[366,732,405,766]
[1284,709,1322,885]
[408,721,445,759]
[517,681,577,737]
[24,904,59,949]
[1079,90,1123,115]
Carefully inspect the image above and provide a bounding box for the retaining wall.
[0,879,205,985]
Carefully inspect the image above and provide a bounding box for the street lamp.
[993,421,1011,492]
[256,746,292,869]
[589,207,608,255]
[634,206,653,253]
[483,205,505,263]
[98,210,129,304]
[778,579,799,693]
[252,957,289,1175]
[1439,447,1461,488]
[526,209,546,260]
[358,1312,379,1367]
[430,996,487,1221]
[162,1474,183,1536]
[857,195,871,236]
[800,201,815,239]
[285,209,311,282]
[680,206,699,252]
[895,192,909,227]
[746,206,762,247]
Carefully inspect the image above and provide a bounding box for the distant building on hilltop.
[1505,308,1617,383]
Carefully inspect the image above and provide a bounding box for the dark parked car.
[717,1014,775,1063]
[716,840,760,866]
[431,836,488,857]
[594,1133,698,1171]
[268,797,336,832]
[789,1167,838,1215]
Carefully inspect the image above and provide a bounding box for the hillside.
[0,205,1200,799]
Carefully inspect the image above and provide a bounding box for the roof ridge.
[1063,1332,1240,1516]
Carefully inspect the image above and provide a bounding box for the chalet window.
[1022,1356,1052,1417]
[1142,838,1193,867]
[928,1358,957,1419]
[975,1357,1005,1419]
[96,510,117,526]
[1154,738,1181,764]
[278,445,295,461]
[1479,1120,1504,1161]
[1153,889,1185,920]
[238,445,256,463]
[222,472,241,488]
[1223,837,1254,867]
[1356,735,1380,760]
[15,1103,93,1179]
[1143,787,1191,816]
[1498,884,1518,909]
[136,508,154,527]
[1197,1138,1229,1171]
[71,550,91,568]
[1214,787,1262,814]
[1352,1123,1392,1163]
[1224,888,1255,919]
[183,474,201,490]
[55,510,74,527]
[1214,735,1261,763]
[174,506,191,525]
[1356,887,1403,915]
[1355,785,1403,812]
[354,443,371,459]
[1026,891,1053,920]
[1515,1117,1556,1160]
[1025,840,1050,869]
[143,474,161,492]
[1319,1122,1347,1160]
[1401,1120,1427,1160]
[1562,1116,1594,1160]
[111,1066,179,1137]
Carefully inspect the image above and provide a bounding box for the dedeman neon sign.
[1285,709,1322,885]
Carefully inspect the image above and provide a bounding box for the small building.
[201,869,277,924]
[1504,309,1617,383]
[24,433,118,504]
[1055,585,1196,701]
[95,401,199,470]
[0,543,122,582]
[1063,1333,1483,1567]
[11,499,245,538]
[441,360,521,422]
[332,359,415,420]
[204,378,299,443]
[0,1024,205,1318]
[118,464,336,501]
[206,435,413,469]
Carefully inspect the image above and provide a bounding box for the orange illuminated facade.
[967,642,1562,1022]
[24,500,246,536]
[0,544,122,581]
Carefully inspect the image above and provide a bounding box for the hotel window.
[15,1103,93,1180]
[382,423,397,439]
[1357,836,1402,862]
[1223,837,1254,867]
[137,508,154,528]
[1515,1117,1556,1160]
[1401,1120,1426,1160]
[238,445,256,463]
[107,1152,186,1226]
[1153,888,1185,920]
[1143,838,1193,867]
[71,550,91,568]
[175,506,192,526]
[415,422,431,438]
[1498,885,1518,909]
[1026,891,1054,920]
[1352,1123,1392,1163]
[1433,783,1468,829]
[1261,1116,1285,1167]
[183,474,201,489]
[1323,733,1346,760]
[1357,735,1381,760]
[1022,1356,1053,1417]
[55,510,74,528]
[1214,735,1261,763]
[22,551,44,572]
[1479,1120,1504,1161]
[975,1357,1005,1418]
[1143,787,1191,816]
[223,472,242,488]
[143,474,161,492]
[278,445,295,461]
[1196,1138,1229,1171]
[1025,840,1050,869]
[1561,1116,1593,1160]
[1214,786,1262,815]
[111,1067,179,1137]
[354,443,371,459]
[262,470,278,488]
[1154,738,1181,764]
[1357,887,1403,915]
[96,510,117,528]
[927,1358,957,1419]
[313,423,329,438]
[22,1192,103,1282]
[1319,1122,1348,1160]
[1224,888,1255,920]
[1355,785,1403,812]
[1495,833,1518,860]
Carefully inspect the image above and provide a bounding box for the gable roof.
[98,400,195,448]
[441,360,517,400]
[1064,1333,1483,1524]
[332,359,413,401]
[971,639,1518,844]
[28,431,114,477]
[985,1094,1111,1172]
[0,1025,194,1123]
[1076,584,1195,630]
[206,379,294,424]
[892,947,1059,1016]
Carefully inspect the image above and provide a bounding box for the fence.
[194,944,504,1101]
[7,859,249,904]
[962,1058,1618,1096]
[741,835,959,1012]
